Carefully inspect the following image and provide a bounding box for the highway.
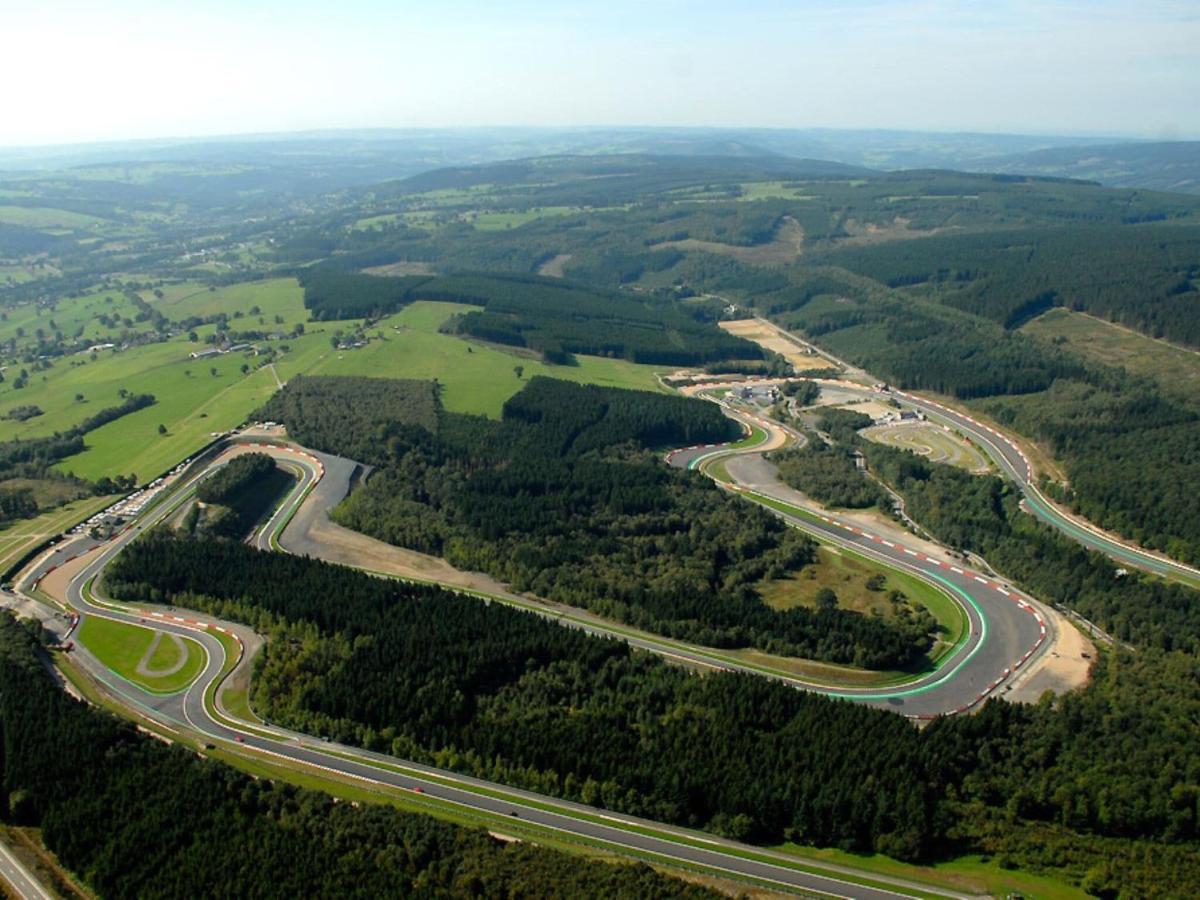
[15,438,971,899]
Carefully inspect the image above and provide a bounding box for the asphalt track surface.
[18,438,968,900]
[0,840,53,900]
[830,381,1200,586]
[243,436,1044,718]
[667,410,1048,718]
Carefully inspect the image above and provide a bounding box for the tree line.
[297,267,762,366]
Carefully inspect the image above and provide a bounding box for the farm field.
[466,206,579,230]
[737,181,814,200]
[0,288,151,353]
[298,301,667,417]
[145,277,308,328]
[76,616,205,694]
[861,421,990,472]
[0,205,109,230]
[2,291,666,483]
[1022,307,1200,400]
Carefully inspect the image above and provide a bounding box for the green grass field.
[762,544,914,616]
[77,616,205,694]
[737,181,814,201]
[1023,307,1200,401]
[350,213,405,231]
[0,287,152,356]
[0,335,281,481]
[773,842,1088,900]
[294,301,667,417]
[759,543,965,647]
[861,422,990,472]
[146,278,308,329]
[0,289,664,483]
[0,205,108,230]
[467,206,585,230]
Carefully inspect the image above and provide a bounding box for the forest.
[0,614,717,899]
[773,409,889,509]
[774,441,887,509]
[259,375,935,668]
[103,536,1200,894]
[817,223,1200,342]
[184,452,294,539]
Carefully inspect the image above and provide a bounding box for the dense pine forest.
[258,375,935,667]
[106,534,934,855]
[103,536,1200,894]
[0,614,718,899]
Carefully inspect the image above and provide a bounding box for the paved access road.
[18,439,971,900]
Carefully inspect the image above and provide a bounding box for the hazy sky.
[2,0,1197,147]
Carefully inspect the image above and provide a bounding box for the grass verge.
[76,615,205,694]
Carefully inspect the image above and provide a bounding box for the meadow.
[76,616,205,694]
[0,205,109,230]
[287,300,667,417]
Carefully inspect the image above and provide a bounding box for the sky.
[1,0,1197,147]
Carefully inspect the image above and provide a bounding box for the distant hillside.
[974,142,1200,195]
[391,153,872,201]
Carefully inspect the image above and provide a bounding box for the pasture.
[0,291,666,486]
[0,205,108,230]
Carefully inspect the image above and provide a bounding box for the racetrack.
[668,407,1050,718]
[853,382,1200,588]
[13,440,968,900]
